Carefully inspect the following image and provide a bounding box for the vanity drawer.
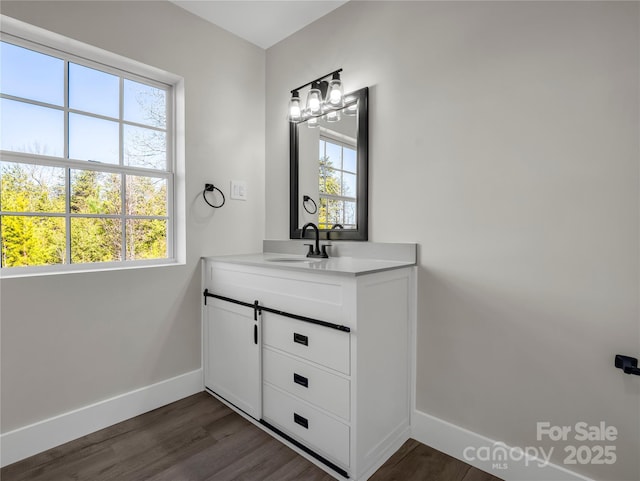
[263,383,350,468]
[263,347,350,420]
[262,312,350,375]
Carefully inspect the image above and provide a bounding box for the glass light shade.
[288,92,302,122]
[327,75,344,107]
[326,109,341,122]
[306,86,322,115]
[344,102,357,116]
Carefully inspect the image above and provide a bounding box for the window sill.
[0,258,185,279]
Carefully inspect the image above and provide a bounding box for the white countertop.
[203,252,415,276]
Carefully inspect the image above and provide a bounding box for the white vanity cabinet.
[202,255,415,481]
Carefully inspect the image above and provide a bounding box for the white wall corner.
[411,409,595,481]
[0,369,204,468]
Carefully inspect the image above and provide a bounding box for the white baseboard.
[0,368,203,468]
[411,409,594,481]
[358,424,411,481]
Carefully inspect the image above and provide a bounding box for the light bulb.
[306,83,322,115]
[288,91,301,122]
[309,96,320,111]
[327,72,343,107]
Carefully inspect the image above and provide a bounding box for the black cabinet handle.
[254,324,258,344]
[293,333,308,346]
[615,354,640,375]
[293,373,309,388]
[294,413,309,429]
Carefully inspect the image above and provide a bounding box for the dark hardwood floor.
[1,392,503,481]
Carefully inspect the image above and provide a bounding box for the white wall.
[266,2,639,480]
[0,0,265,431]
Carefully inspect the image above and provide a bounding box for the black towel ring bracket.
[303,195,317,214]
[203,183,225,208]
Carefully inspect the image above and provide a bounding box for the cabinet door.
[204,297,261,419]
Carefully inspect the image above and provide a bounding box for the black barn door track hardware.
[614,354,640,375]
[203,289,350,333]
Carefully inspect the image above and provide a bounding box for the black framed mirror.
[290,87,368,241]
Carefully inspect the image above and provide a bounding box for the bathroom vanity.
[201,242,416,480]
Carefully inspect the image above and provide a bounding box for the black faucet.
[301,222,329,258]
[327,223,343,241]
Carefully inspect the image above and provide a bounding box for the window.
[0,23,182,275]
[318,131,357,229]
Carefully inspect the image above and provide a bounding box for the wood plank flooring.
[1,392,503,481]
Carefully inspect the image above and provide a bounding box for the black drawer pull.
[615,354,640,375]
[293,373,309,388]
[293,333,308,346]
[294,413,308,429]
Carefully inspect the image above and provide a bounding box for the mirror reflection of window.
[318,130,357,230]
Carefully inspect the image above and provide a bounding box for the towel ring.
[203,184,225,209]
[303,195,317,214]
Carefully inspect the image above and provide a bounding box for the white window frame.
[0,15,185,278]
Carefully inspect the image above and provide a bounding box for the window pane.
[328,199,343,226]
[0,41,64,105]
[0,162,65,213]
[126,219,167,260]
[124,125,166,170]
[342,172,357,198]
[1,215,65,267]
[1,99,64,156]
[343,147,357,173]
[124,79,166,128]
[125,176,167,216]
[319,158,328,191]
[344,200,357,226]
[69,63,119,118]
[69,113,119,163]
[325,142,342,169]
[70,217,121,264]
[320,198,342,227]
[70,170,121,214]
[319,198,328,229]
[319,166,340,196]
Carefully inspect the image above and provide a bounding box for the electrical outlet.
[230,180,247,200]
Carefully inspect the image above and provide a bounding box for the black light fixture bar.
[290,68,342,94]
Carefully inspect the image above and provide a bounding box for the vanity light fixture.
[306,82,323,115]
[327,72,344,107]
[288,91,302,122]
[287,68,344,123]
